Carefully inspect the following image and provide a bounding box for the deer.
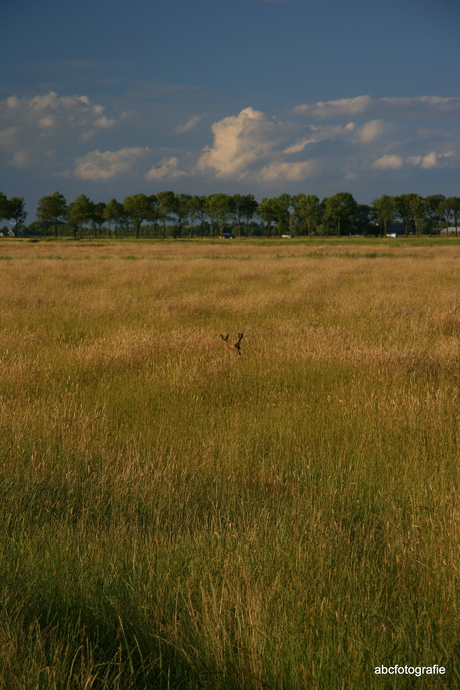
[220,333,243,355]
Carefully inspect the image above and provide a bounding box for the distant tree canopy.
[0,194,27,235]
[67,194,94,239]
[292,194,321,237]
[103,199,126,237]
[0,190,458,238]
[324,192,359,237]
[37,191,67,238]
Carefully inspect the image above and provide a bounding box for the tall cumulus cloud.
[1,91,459,190]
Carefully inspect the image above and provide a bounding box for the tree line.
[1,190,459,239]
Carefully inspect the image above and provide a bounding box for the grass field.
[1,238,459,689]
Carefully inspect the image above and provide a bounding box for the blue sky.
[1,0,459,218]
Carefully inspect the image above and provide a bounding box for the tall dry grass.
[0,239,459,688]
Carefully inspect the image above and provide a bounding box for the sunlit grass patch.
[0,240,458,688]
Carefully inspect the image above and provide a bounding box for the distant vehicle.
[221,233,235,239]
[386,233,398,238]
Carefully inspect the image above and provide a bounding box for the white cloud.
[5,96,21,110]
[145,156,186,180]
[284,122,355,153]
[10,151,29,169]
[38,116,55,128]
[194,99,459,187]
[197,107,291,179]
[372,155,404,170]
[0,125,17,147]
[73,147,149,181]
[420,151,438,169]
[293,96,373,119]
[173,115,205,134]
[0,91,119,170]
[293,95,460,120]
[283,137,317,154]
[93,116,116,129]
[379,95,460,117]
[372,150,455,171]
[1,89,458,193]
[257,160,317,182]
[344,171,359,181]
[355,119,392,144]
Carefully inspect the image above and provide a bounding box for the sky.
[1,0,459,219]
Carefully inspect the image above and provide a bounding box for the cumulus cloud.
[145,156,186,180]
[73,147,149,181]
[379,95,460,118]
[93,116,116,129]
[420,152,438,169]
[197,107,292,180]
[293,96,373,119]
[10,151,30,169]
[285,122,355,154]
[173,115,205,134]
[355,119,392,144]
[0,125,17,147]
[257,160,317,182]
[372,154,404,170]
[38,116,55,128]
[293,95,460,120]
[294,96,372,119]
[372,151,454,171]
[1,89,458,192]
[415,154,433,168]
[0,91,119,169]
[195,100,459,186]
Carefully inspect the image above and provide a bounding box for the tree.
[91,202,107,238]
[257,197,278,237]
[67,194,94,239]
[441,197,460,236]
[37,192,67,239]
[407,194,425,236]
[233,194,258,237]
[103,199,125,238]
[186,195,205,238]
[424,195,445,234]
[324,192,358,236]
[196,196,208,237]
[8,197,28,236]
[123,194,151,239]
[205,194,235,237]
[241,194,258,237]
[371,195,395,236]
[394,194,415,236]
[147,194,160,238]
[204,195,218,237]
[292,194,321,236]
[355,204,374,236]
[271,194,291,236]
[157,191,177,238]
[174,193,192,238]
[0,192,9,223]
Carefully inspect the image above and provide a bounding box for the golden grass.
[0,239,459,688]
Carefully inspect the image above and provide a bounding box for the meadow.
[0,238,459,689]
